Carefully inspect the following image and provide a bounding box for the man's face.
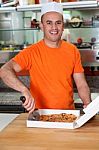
[40,12,64,43]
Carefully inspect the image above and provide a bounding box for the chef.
[0,2,91,113]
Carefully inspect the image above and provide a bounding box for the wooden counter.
[0,113,99,150]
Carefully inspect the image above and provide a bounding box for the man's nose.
[52,23,57,29]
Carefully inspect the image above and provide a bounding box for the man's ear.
[39,22,43,31]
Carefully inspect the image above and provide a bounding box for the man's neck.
[43,39,62,48]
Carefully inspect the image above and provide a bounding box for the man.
[0,2,91,113]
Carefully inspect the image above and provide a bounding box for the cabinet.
[0,1,99,65]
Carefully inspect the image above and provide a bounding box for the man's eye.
[57,21,62,24]
[46,21,51,24]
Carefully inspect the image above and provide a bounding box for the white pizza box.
[27,109,80,129]
[27,96,99,129]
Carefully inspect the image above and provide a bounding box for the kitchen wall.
[0,12,24,45]
[0,9,99,45]
[63,9,99,43]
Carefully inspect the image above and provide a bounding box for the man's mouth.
[50,31,58,35]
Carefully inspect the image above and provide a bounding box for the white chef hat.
[41,2,63,17]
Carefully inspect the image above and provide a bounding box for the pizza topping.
[39,113,77,122]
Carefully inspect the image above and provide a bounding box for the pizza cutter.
[20,96,40,121]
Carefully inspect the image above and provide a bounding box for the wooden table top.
[0,113,99,150]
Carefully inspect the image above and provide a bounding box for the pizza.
[39,113,77,123]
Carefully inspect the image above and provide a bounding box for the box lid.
[74,96,99,128]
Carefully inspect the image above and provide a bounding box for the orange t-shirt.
[13,40,84,109]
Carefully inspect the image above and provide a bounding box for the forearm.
[0,62,28,93]
[77,83,91,107]
[74,73,92,108]
[0,60,35,113]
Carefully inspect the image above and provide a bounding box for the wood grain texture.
[0,113,99,150]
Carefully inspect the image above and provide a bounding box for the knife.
[20,96,40,121]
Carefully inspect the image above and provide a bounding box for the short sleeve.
[12,47,32,70]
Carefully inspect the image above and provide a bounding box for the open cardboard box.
[27,96,99,129]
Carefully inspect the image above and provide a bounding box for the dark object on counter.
[92,43,99,50]
[93,15,99,27]
[82,17,93,27]
[0,44,26,51]
[70,21,82,28]
[73,42,92,49]
[91,37,96,43]
[69,16,83,28]
[77,38,83,45]
[20,96,40,121]
[31,19,39,28]
[74,103,84,114]
[0,104,25,113]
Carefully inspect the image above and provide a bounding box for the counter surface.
[0,113,99,150]
[0,113,19,132]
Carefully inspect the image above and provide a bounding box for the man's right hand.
[21,89,35,114]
